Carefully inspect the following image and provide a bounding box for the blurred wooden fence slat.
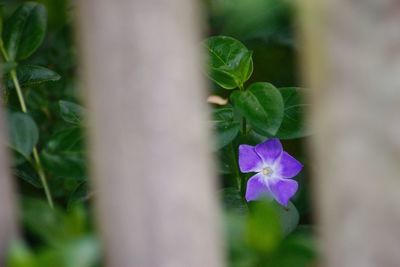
[300,0,400,266]
[0,105,17,263]
[77,1,223,266]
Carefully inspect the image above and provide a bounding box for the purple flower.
[239,138,303,206]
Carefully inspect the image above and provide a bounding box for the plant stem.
[10,70,28,112]
[32,148,54,208]
[2,45,54,208]
[238,84,247,136]
[229,143,242,192]
[0,42,9,62]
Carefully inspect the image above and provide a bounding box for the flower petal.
[245,173,272,201]
[238,145,263,173]
[255,138,283,165]
[276,152,303,178]
[267,178,298,206]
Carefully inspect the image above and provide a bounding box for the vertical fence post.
[0,105,17,263]
[300,0,400,266]
[76,1,223,266]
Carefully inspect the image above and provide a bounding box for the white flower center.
[262,167,273,176]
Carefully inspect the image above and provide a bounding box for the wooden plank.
[299,0,400,266]
[0,105,17,263]
[76,1,223,266]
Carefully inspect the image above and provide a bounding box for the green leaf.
[224,212,253,266]
[22,198,71,245]
[221,187,248,215]
[22,198,87,246]
[68,181,90,209]
[7,65,60,88]
[212,107,240,149]
[204,36,253,89]
[269,226,317,267]
[3,2,47,60]
[14,166,42,188]
[42,150,86,178]
[275,201,300,236]
[59,101,84,125]
[246,201,282,253]
[6,240,36,267]
[217,145,234,175]
[46,127,83,152]
[8,112,38,158]
[276,87,310,139]
[231,82,284,136]
[42,127,85,178]
[208,67,239,89]
[36,236,100,267]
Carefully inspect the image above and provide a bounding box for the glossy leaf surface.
[231,82,284,136]
[276,87,309,139]
[3,2,47,60]
[59,101,84,125]
[8,112,39,158]
[204,36,253,89]
[212,107,240,149]
[7,65,60,88]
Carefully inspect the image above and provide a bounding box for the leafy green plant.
[205,35,314,266]
[1,1,88,209]
[1,1,58,207]
[1,3,96,266]
[206,36,308,142]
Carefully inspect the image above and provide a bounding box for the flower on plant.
[239,138,303,206]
